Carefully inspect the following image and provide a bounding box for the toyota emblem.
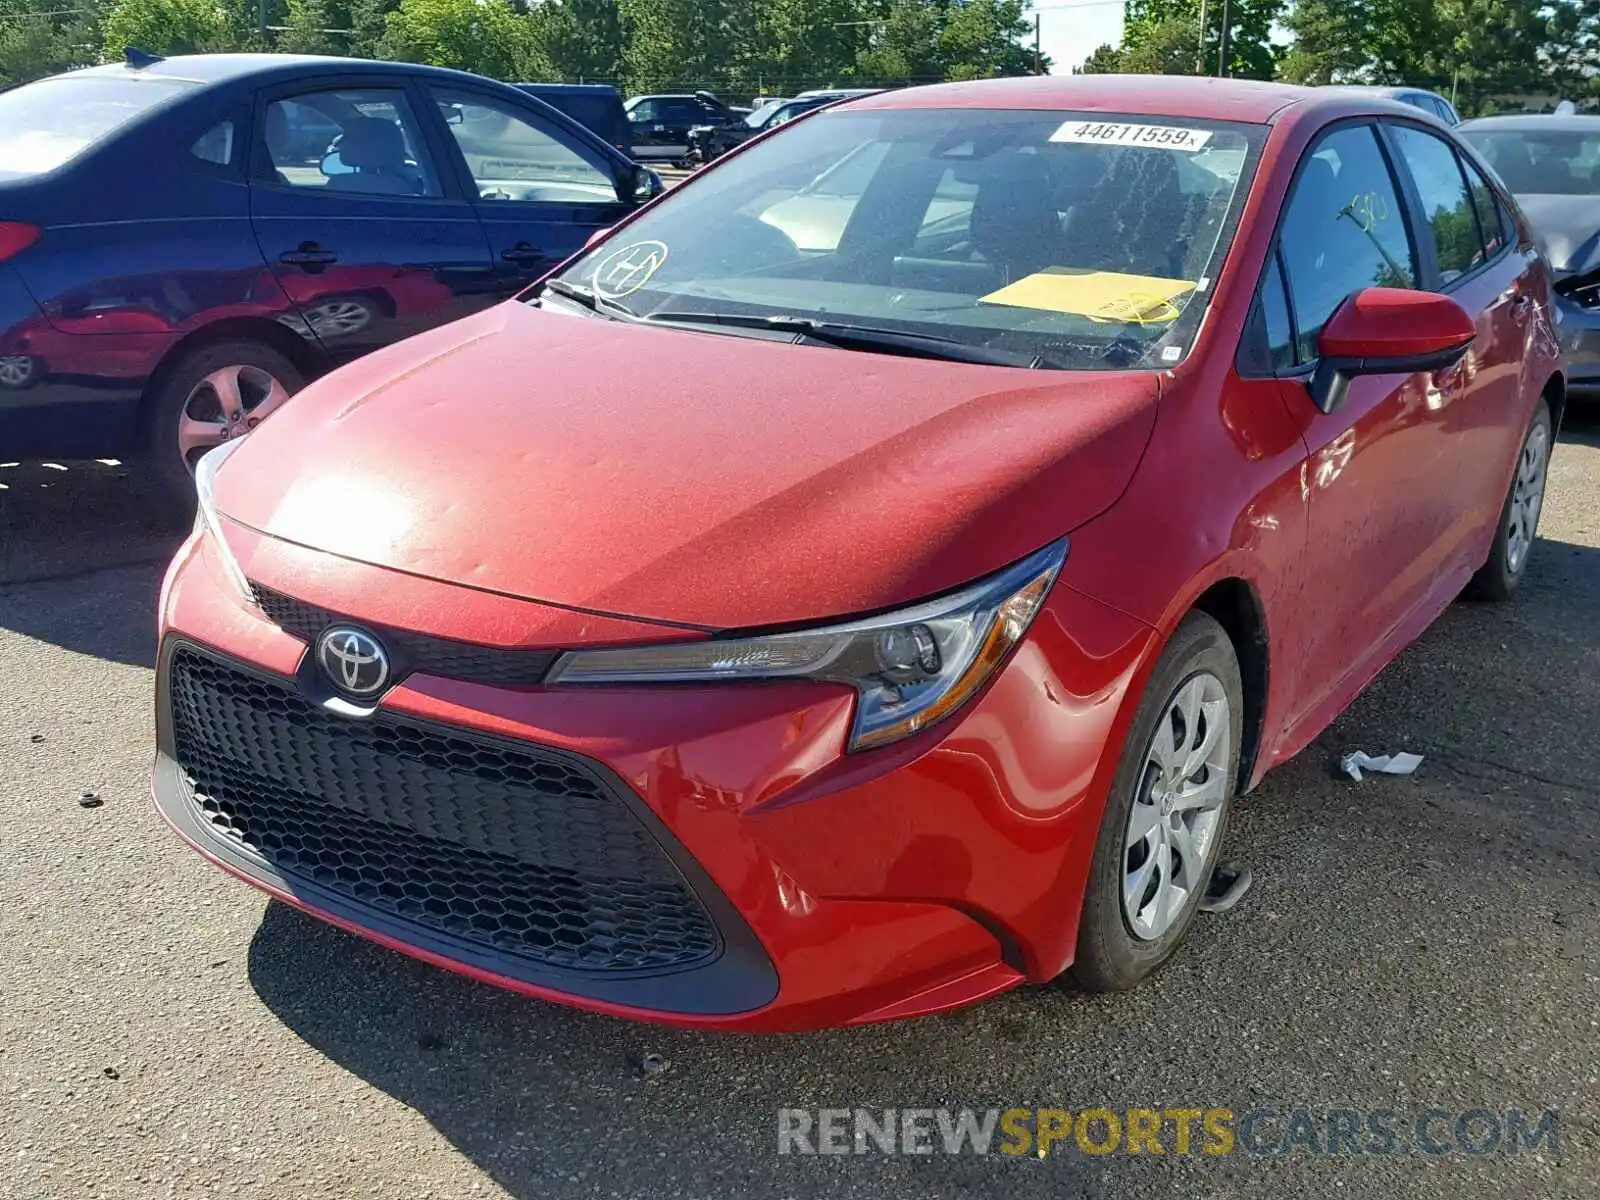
[315,626,390,698]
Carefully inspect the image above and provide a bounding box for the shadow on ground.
[0,462,181,667]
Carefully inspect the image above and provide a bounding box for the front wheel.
[1463,398,1552,602]
[1070,611,1242,992]
[142,340,303,517]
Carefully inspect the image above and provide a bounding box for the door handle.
[501,243,546,264]
[279,242,338,267]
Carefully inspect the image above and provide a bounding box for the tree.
[276,0,338,55]
[530,0,625,82]
[618,0,735,91]
[0,1,101,84]
[102,0,237,57]
[1075,41,1125,73]
[1120,0,1280,79]
[377,0,542,79]
[940,0,1040,80]
[853,0,943,83]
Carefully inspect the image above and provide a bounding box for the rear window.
[0,75,196,178]
[556,107,1263,372]
[1461,128,1600,195]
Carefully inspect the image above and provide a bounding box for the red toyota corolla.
[153,76,1564,1031]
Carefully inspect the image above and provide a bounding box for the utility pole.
[1034,11,1042,74]
[1217,0,1232,77]
[1196,0,1208,73]
[257,0,267,41]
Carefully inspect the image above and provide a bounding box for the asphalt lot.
[2,411,1598,1199]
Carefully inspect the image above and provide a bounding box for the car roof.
[1459,113,1600,133]
[514,82,620,96]
[1325,85,1445,100]
[61,52,509,90]
[852,74,1332,123]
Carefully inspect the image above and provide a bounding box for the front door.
[426,86,632,296]
[249,82,497,368]
[1269,122,1446,725]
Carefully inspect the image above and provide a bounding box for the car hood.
[1515,194,1600,274]
[217,302,1159,630]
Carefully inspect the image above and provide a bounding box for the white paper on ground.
[1340,750,1424,782]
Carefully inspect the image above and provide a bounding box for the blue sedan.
[0,52,661,507]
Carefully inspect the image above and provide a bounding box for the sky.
[1031,0,1128,74]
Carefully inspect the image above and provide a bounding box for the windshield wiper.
[641,310,1057,369]
[538,278,638,321]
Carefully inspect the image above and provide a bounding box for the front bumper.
[1554,288,1600,394]
[153,528,1153,1031]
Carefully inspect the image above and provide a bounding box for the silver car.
[1462,113,1600,396]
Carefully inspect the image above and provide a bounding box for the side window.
[1461,156,1508,260]
[1277,125,1416,361]
[1390,124,1483,282]
[192,120,235,167]
[432,89,614,202]
[663,100,702,125]
[264,89,441,197]
[627,99,658,123]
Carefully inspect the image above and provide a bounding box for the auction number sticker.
[1050,121,1213,151]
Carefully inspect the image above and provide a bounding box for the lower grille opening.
[168,648,720,974]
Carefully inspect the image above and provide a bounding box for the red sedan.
[153,76,1564,1031]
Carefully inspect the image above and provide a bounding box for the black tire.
[141,340,303,519]
[1070,611,1243,993]
[1462,398,1552,603]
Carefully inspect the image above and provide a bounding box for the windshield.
[0,75,196,179]
[745,100,785,129]
[554,107,1262,371]
[1461,128,1600,195]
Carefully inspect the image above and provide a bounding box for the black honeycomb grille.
[168,648,720,973]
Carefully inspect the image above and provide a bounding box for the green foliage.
[376,0,544,79]
[276,0,337,55]
[0,2,101,84]
[1118,0,1281,80]
[102,0,237,57]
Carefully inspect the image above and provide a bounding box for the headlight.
[193,440,254,603]
[547,540,1066,751]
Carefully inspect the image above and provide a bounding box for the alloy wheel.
[1505,420,1549,574]
[1123,671,1231,941]
[0,355,35,387]
[303,298,374,340]
[177,364,292,470]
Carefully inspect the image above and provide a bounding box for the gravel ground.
[1,412,1597,1200]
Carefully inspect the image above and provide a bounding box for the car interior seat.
[325,118,425,196]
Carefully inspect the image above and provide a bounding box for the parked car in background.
[512,82,631,157]
[1325,85,1461,125]
[624,90,740,164]
[0,53,661,507]
[686,89,880,164]
[154,76,1563,1031]
[1460,112,1600,395]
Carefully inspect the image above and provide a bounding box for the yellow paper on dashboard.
[979,269,1196,324]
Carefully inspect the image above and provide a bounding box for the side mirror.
[623,165,665,203]
[1309,287,1475,414]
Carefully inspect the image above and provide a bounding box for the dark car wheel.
[1070,611,1242,993]
[1463,398,1552,602]
[143,340,303,516]
[0,354,39,388]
